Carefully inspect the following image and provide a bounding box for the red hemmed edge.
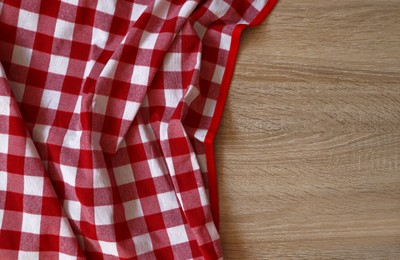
[204,0,279,231]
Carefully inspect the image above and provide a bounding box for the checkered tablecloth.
[0,0,277,258]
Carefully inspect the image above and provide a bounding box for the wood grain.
[215,0,400,259]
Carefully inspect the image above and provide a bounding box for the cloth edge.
[204,0,279,230]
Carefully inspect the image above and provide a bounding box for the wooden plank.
[216,0,400,258]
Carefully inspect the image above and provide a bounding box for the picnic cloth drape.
[0,0,277,258]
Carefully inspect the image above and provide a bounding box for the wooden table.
[216,0,400,258]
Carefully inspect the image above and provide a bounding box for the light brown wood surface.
[215,0,400,259]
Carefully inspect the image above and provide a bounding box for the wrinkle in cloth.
[0,0,277,259]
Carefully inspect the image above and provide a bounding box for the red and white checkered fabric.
[0,0,277,258]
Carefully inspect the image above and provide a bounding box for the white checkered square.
[40,89,61,110]
[9,82,25,103]
[133,233,153,255]
[147,158,166,178]
[62,130,82,149]
[25,139,39,158]
[114,165,134,186]
[220,33,231,51]
[163,53,182,71]
[64,200,81,221]
[74,96,82,114]
[153,0,170,19]
[138,123,156,143]
[190,153,200,171]
[166,225,189,245]
[203,98,217,117]
[178,1,197,17]
[92,27,109,49]
[196,154,208,173]
[97,1,116,15]
[23,175,44,196]
[99,240,118,256]
[0,171,7,191]
[165,157,175,176]
[0,134,8,154]
[157,191,179,212]
[206,222,220,241]
[164,89,182,108]
[84,60,96,78]
[253,0,268,11]
[59,253,77,260]
[159,121,168,141]
[49,55,69,75]
[32,124,51,143]
[93,168,111,188]
[0,95,10,116]
[60,164,77,187]
[0,209,4,228]
[140,31,158,50]
[60,217,74,237]
[95,205,113,225]
[62,0,79,5]
[193,21,207,39]
[22,212,41,234]
[183,85,200,106]
[54,19,75,40]
[17,9,39,32]
[18,251,39,259]
[194,129,207,142]
[122,101,140,120]
[131,3,147,21]
[100,59,118,79]
[131,65,150,85]
[123,199,143,220]
[208,0,230,18]
[12,45,32,67]
[211,64,225,84]
[92,94,109,115]
[198,187,208,207]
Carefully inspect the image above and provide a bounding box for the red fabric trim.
[204,0,279,230]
